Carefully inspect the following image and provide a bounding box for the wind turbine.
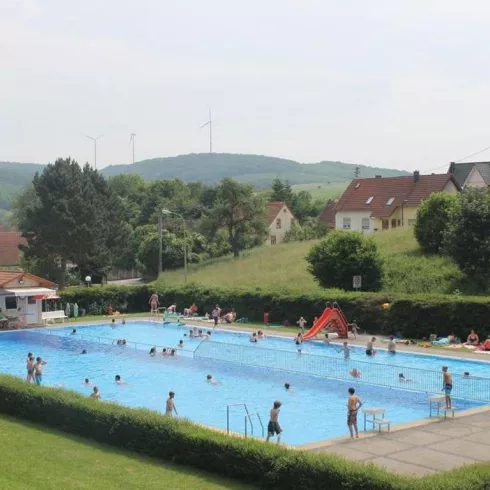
[200,109,213,154]
[85,134,103,169]
[129,133,136,164]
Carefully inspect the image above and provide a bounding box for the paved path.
[307,407,490,476]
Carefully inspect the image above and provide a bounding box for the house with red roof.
[319,171,460,233]
[265,201,296,245]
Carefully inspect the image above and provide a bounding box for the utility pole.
[158,212,163,277]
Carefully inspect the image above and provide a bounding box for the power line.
[454,145,490,163]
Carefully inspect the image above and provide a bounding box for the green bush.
[305,231,384,291]
[0,375,409,490]
[414,192,458,254]
[61,284,490,341]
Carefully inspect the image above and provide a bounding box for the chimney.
[375,175,382,178]
[413,170,420,182]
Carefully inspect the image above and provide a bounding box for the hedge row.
[61,284,490,340]
[0,375,404,490]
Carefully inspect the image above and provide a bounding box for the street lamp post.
[161,209,187,284]
[158,213,163,277]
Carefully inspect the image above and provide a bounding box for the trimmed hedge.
[61,284,490,340]
[0,375,406,490]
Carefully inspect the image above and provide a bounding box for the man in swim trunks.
[34,357,47,386]
[166,391,178,416]
[442,366,453,409]
[212,306,220,327]
[366,337,376,356]
[90,386,101,399]
[347,387,362,438]
[149,292,159,318]
[266,401,282,444]
[26,355,35,383]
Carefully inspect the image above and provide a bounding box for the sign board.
[353,275,362,289]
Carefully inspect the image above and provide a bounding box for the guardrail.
[195,340,490,403]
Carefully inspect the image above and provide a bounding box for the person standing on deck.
[347,388,362,438]
[442,366,453,409]
[149,292,159,319]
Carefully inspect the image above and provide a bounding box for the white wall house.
[266,202,296,245]
[324,172,460,234]
[0,271,58,325]
[448,161,490,189]
[335,211,373,234]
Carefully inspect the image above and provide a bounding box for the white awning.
[2,287,57,297]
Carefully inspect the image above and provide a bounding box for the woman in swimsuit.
[26,356,35,383]
[466,330,479,346]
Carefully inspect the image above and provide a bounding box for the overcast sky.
[2,0,490,172]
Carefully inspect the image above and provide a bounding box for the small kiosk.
[0,271,58,326]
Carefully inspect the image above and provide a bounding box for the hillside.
[0,162,44,210]
[156,228,462,295]
[101,153,409,189]
[0,154,408,209]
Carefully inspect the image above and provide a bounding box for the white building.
[265,201,296,245]
[0,271,58,325]
[448,161,490,189]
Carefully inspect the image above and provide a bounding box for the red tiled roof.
[0,226,26,266]
[333,173,459,219]
[266,201,292,226]
[0,271,57,288]
[318,200,338,227]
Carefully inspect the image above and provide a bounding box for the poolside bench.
[441,407,457,419]
[362,407,386,431]
[42,311,68,324]
[373,418,391,432]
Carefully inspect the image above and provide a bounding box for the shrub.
[0,375,409,490]
[305,231,383,291]
[61,284,490,341]
[414,192,458,254]
[445,188,490,291]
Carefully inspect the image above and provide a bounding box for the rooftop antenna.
[129,133,136,164]
[200,108,213,154]
[85,134,103,169]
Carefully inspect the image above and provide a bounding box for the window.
[276,218,281,229]
[270,235,277,245]
[343,217,351,230]
[366,196,374,204]
[283,208,287,213]
[408,219,416,227]
[391,219,397,228]
[355,183,360,188]
[28,296,36,305]
[5,296,17,310]
[362,218,370,230]
[382,220,389,230]
[386,197,395,206]
[397,220,401,226]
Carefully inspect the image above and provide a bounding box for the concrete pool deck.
[303,405,490,476]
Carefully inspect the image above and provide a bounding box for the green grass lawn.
[0,416,252,490]
[158,227,462,295]
[291,182,348,201]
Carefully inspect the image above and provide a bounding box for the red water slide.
[303,307,349,340]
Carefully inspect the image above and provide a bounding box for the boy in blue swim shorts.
[442,366,452,409]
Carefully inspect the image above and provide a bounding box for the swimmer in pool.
[349,368,361,378]
[82,378,91,386]
[206,374,220,385]
[115,374,125,385]
[149,347,156,356]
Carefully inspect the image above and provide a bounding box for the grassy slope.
[291,182,348,201]
[158,228,462,295]
[0,416,251,490]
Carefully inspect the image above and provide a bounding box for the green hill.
[0,162,44,210]
[156,228,462,295]
[101,153,409,189]
[0,154,408,210]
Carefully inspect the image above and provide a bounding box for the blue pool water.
[0,321,488,446]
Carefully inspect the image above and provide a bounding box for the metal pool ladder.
[227,403,265,438]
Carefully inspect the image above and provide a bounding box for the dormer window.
[366,196,374,204]
[355,183,360,188]
[386,197,395,206]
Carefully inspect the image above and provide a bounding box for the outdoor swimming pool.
[0,321,488,446]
